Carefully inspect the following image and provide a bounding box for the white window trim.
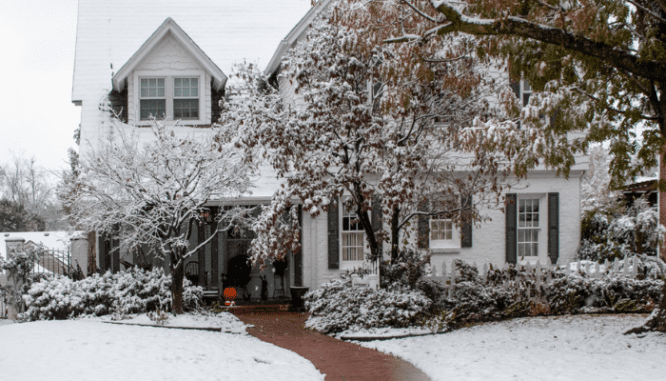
[520,79,532,107]
[516,194,547,260]
[429,216,460,249]
[339,199,370,269]
[133,70,205,126]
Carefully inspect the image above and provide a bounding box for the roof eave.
[263,0,332,77]
[111,18,228,92]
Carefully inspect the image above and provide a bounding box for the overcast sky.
[0,0,312,176]
[0,0,80,174]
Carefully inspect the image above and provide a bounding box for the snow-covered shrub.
[380,249,430,289]
[431,261,662,328]
[579,199,665,262]
[546,274,663,314]
[21,267,203,321]
[0,248,46,314]
[304,277,432,334]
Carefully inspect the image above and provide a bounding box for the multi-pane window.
[173,77,199,119]
[140,78,166,120]
[342,202,364,262]
[518,198,539,257]
[430,215,453,241]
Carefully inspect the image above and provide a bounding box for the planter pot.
[289,286,309,312]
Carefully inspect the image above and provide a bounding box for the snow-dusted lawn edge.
[0,315,324,381]
[354,314,666,381]
[97,311,249,334]
[336,326,435,341]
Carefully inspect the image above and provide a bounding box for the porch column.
[210,214,219,290]
[71,234,89,276]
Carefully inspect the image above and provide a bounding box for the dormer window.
[137,75,201,122]
[140,78,166,120]
[173,77,199,120]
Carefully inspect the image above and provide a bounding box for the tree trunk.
[171,253,185,315]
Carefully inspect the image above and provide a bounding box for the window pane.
[140,99,165,120]
[173,99,199,119]
[141,78,165,99]
[174,77,198,98]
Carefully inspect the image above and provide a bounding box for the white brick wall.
[301,171,584,290]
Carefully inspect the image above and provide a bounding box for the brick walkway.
[234,311,431,381]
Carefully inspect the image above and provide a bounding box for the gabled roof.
[112,18,227,92]
[264,0,333,76]
[71,0,313,104]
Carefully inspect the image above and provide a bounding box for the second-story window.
[173,77,199,120]
[140,78,166,120]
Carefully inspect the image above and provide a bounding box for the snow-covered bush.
[579,199,665,262]
[21,267,203,321]
[431,261,662,329]
[304,277,432,334]
[0,248,46,314]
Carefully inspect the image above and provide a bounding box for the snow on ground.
[99,312,249,334]
[336,326,433,340]
[0,317,324,381]
[356,314,666,381]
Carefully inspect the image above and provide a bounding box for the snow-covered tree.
[226,4,552,267]
[63,122,255,314]
[0,153,64,230]
[349,0,666,332]
[352,0,664,185]
[582,145,622,212]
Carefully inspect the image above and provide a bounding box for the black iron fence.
[32,248,73,277]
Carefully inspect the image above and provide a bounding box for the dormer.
[111,18,227,126]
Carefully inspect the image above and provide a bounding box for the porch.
[97,206,305,305]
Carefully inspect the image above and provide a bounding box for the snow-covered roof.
[264,0,333,76]
[111,18,228,92]
[0,231,82,260]
[72,0,313,103]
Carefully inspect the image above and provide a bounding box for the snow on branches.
[226,2,550,265]
[64,121,255,313]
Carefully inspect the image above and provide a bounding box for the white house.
[261,0,588,289]
[72,0,588,299]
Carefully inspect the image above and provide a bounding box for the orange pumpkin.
[223,287,237,301]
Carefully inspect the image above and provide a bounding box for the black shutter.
[417,200,429,249]
[505,194,517,264]
[548,193,560,264]
[510,81,521,129]
[327,200,340,269]
[510,82,520,98]
[372,195,383,256]
[461,196,473,248]
[294,205,303,286]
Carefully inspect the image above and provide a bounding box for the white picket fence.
[350,256,644,298]
[350,259,380,290]
[422,256,642,300]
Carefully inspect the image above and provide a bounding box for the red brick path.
[234,311,430,381]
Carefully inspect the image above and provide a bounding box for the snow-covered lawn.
[357,314,666,381]
[0,314,324,381]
